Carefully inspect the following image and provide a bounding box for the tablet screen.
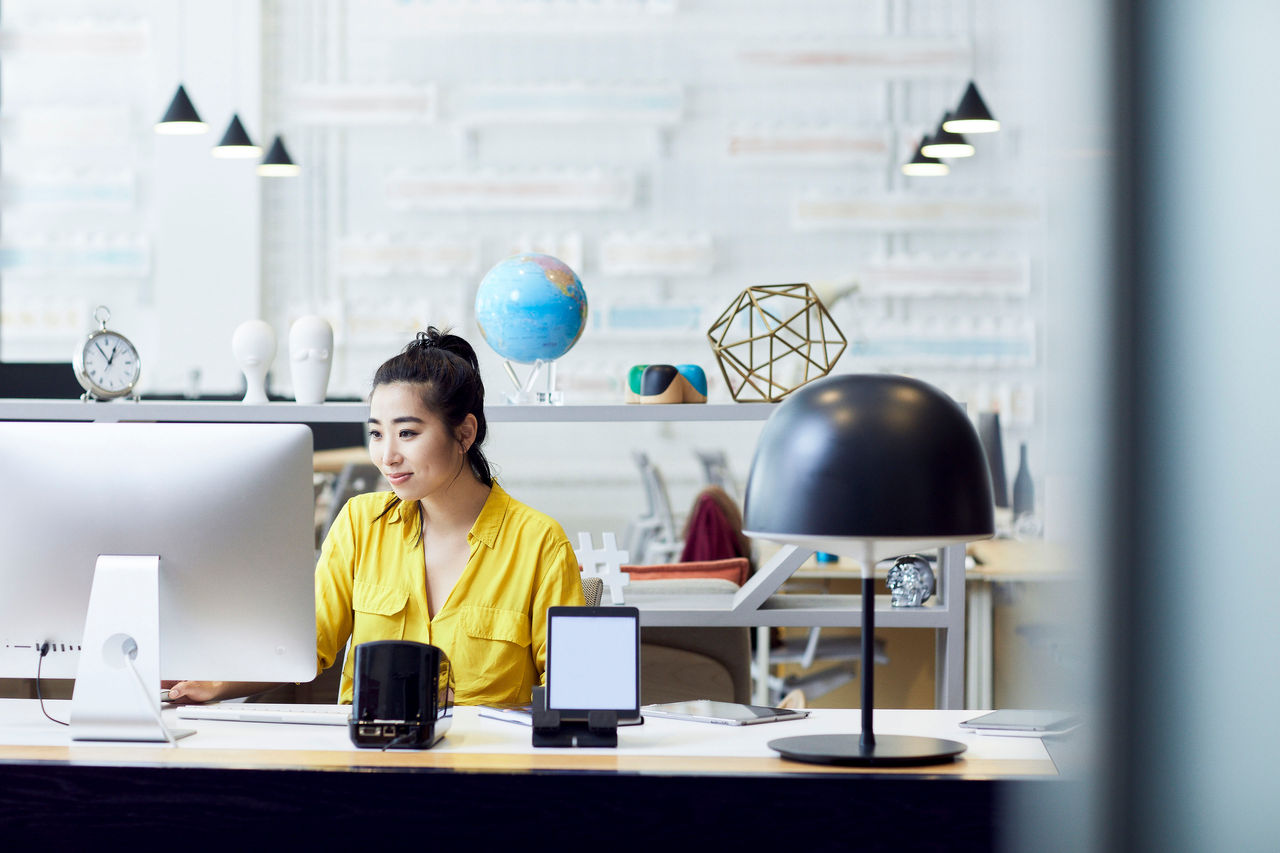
[546,606,639,717]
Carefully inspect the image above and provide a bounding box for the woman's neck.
[418,470,491,535]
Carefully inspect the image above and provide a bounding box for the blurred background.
[3,2,1279,850]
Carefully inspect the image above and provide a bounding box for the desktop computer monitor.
[0,421,318,742]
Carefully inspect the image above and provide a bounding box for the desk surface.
[0,700,1065,848]
[0,700,1054,778]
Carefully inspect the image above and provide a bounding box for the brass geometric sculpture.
[707,283,847,403]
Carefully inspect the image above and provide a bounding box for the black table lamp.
[742,373,995,766]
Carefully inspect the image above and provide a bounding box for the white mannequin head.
[289,315,334,404]
[231,320,276,404]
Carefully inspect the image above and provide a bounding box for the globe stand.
[502,358,563,406]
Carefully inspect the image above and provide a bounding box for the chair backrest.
[321,462,385,539]
[640,625,752,705]
[627,575,751,705]
[627,451,681,563]
[580,575,603,607]
[633,451,676,532]
[694,448,740,504]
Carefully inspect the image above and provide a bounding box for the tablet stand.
[530,686,618,748]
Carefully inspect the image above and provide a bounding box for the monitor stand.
[70,555,194,743]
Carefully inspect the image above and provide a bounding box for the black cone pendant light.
[901,138,949,176]
[212,114,262,158]
[155,84,207,134]
[921,112,975,158]
[257,135,300,177]
[943,82,1000,134]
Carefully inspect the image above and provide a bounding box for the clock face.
[79,331,140,396]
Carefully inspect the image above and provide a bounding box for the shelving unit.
[0,399,776,424]
[0,397,965,709]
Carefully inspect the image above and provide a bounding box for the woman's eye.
[399,430,416,439]
[368,430,381,440]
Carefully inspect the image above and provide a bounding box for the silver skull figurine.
[886,554,935,607]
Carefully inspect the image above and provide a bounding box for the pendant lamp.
[902,138,949,176]
[212,114,262,159]
[258,135,300,177]
[943,82,1000,134]
[921,113,974,159]
[155,84,207,135]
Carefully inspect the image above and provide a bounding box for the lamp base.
[768,734,967,767]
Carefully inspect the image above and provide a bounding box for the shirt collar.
[469,481,508,550]
[388,481,508,550]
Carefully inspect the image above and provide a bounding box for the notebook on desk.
[177,703,351,726]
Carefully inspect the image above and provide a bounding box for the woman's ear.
[456,413,478,454]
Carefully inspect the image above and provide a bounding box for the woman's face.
[367,382,471,503]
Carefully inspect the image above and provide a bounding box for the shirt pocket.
[454,605,532,700]
[352,579,410,642]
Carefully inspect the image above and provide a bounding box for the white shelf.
[626,591,955,628]
[0,395,962,709]
[0,399,776,424]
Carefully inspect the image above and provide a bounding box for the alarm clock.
[72,306,141,401]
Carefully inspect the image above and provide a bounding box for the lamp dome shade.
[742,374,994,553]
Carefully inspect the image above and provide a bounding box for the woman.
[168,327,584,705]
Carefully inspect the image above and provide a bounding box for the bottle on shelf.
[1011,441,1039,538]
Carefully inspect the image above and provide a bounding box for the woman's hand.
[162,681,278,704]
[162,681,227,704]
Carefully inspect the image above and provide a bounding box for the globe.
[474,253,588,364]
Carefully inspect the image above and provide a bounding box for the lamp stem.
[860,541,876,747]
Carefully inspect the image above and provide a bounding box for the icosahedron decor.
[707,283,847,403]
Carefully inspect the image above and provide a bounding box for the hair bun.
[415,330,438,349]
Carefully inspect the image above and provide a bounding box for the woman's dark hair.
[372,326,493,489]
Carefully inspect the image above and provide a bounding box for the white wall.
[0,0,262,394]
[2,0,1053,539]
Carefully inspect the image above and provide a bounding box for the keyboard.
[177,702,352,726]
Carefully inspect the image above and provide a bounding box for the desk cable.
[120,639,178,746]
[382,730,419,751]
[35,640,179,746]
[35,643,68,726]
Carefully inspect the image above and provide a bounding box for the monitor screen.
[546,606,640,716]
[0,422,317,695]
[0,362,85,399]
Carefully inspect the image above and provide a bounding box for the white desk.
[0,700,1053,769]
[0,700,1063,847]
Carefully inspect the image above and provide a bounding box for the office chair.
[759,630,888,705]
[624,451,683,565]
[580,575,603,607]
[693,448,740,505]
[317,462,386,546]
[630,577,753,705]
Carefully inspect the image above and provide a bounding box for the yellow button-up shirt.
[315,482,584,705]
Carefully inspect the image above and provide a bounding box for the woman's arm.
[314,499,358,676]
[163,680,280,704]
[530,538,588,685]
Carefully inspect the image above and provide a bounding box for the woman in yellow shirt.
[168,327,584,705]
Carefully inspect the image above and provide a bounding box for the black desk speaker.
[349,640,452,749]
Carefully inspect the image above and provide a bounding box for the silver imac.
[0,422,317,742]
